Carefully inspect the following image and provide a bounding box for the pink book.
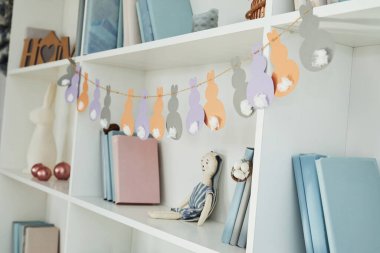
[24,227,59,253]
[112,135,160,204]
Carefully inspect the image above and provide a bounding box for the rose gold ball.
[54,162,71,180]
[36,166,52,181]
[31,163,43,177]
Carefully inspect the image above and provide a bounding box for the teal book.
[13,221,52,253]
[107,131,124,202]
[117,0,124,48]
[222,148,254,244]
[237,198,250,248]
[136,0,154,42]
[75,0,85,56]
[100,131,110,200]
[316,157,380,253]
[146,0,193,40]
[292,155,314,253]
[300,154,329,253]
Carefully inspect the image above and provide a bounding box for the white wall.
[0,73,6,144]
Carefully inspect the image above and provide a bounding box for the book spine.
[100,132,108,200]
[117,0,124,48]
[75,0,86,56]
[108,134,115,201]
[237,199,250,248]
[112,137,121,203]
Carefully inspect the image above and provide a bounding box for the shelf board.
[271,0,380,47]
[71,197,244,253]
[0,168,70,200]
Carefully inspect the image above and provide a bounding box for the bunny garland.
[150,87,165,140]
[268,30,299,97]
[120,89,135,136]
[135,90,150,140]
[89,79,101,121]
[77,72,89,112]
[186,78,205,135]
[100,85,112,129]
[166,85,183,140]
[247,44,274,109]
[57,64,75,87]
[204,70,226,131]
[65,65,81,103]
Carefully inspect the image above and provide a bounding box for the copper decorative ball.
[31,163,43,177]
[36,166,52,181]
[54,162,71,180]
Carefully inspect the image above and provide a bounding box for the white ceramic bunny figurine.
[26,82,57,170]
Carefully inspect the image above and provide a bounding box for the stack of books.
[293,154,380,253]
[221,148,254,249]
[12,221,59,253]
[100,131,160,204]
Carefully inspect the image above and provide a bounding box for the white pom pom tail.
[90,110,97,120]
[77,101,85,111]
[61,79,70,86]
[253,93,269,109]
[137,126,146,140]
[189,122,199,135]
[67,94,74,103]
[209,116,220,131]
[100,118,108,128]
[152,128,161,139]
[167,127,177,139]
[312,49,329,68]
[277,77,293,92]
[123,125,132,136]
[240,99,254,116]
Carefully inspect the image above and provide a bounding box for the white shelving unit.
[1,0,380,252]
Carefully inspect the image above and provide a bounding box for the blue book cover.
[316,157,380,253]
[75,0,86,56]
[108,131,124,202]
[146,0,193,40]
[222,148,254,244]
[83,0,120,54]
[100,131,110,200]
[300,154,329,253]
[237,198,250,248]
[117,0,124,48]
[292,155,314,253]
[13,221,52,253]
[136,0,154,42]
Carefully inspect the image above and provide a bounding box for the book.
[82,0,121,54]
[107,130,124,202]
[146,0,193,40]
[237,198,250,248]
[75,0,86,56]
[117,0,124,48]
[24,226,59,253]
[136,0,154,43]
[222,147,254,244]
[316,157,380,253]
[292,155,314,253]
[299,154,329,253]
[123,0,141,46]
[230,176,252,246]
[13,221,53,253]
[100,131,110,200]
[112,135,160,204]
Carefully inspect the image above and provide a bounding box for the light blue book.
[300,155,329,253]
[117,0,123,48]
[316,157,380,253]
[292,155,314,253]
[222,148,254,244]
[237,198,250,248]
[108,131,124,202]
[13,221,52,253]
[136,0,154,42]
[100,131,110,200]
[75,0,86,56]
[146,0,193,40]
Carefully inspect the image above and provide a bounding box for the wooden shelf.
[0,168,70,200]
[71,197,244,253]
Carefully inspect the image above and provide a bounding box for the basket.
[245,0,266,20]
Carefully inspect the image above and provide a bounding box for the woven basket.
[245,0,266,20]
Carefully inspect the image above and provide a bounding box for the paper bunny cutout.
[268,30,299,97]
[150,87,165,140]
[136,90,150,140]
[166,85,183,140]
[186,78,205,135]
[27,83,57,170]
[77,72,89,112]
[120,89,135,136]
[57,61,75,87]
[65,65,81,103]
[246,44,274,109]
[89,79,101,121]
[231,57,254,117]
[100,85,112,128]
[204,70,226,130]
[299,2,335,71]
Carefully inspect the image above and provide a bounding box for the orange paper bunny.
[268,30,299,97]
[120,89,135,136]
[150,87,165,140]
[204,70,226,130]
[77,72,89,112]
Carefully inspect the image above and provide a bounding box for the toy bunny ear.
[43,82,57,108]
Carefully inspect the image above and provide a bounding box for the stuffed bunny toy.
[149,151,222,226]
[27,83,57,170]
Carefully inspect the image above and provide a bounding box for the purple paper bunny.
[89,79,101,121]
[65,65,81,103]
[135,90,150,140]
[246,43,274,109]
[186,78,204,135]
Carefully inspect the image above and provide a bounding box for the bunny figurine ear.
[100,85,112,129]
